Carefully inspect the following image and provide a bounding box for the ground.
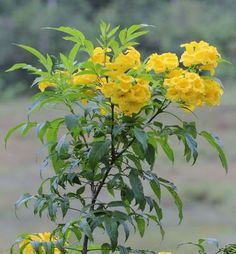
[0,87,235,253]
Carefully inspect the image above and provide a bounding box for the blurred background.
[0,0,236,253]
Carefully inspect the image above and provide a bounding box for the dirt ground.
[0,89,235,253]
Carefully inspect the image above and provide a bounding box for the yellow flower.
[129,83,151,104]
[146,52,179,74]
[38,81,56,92]
[167,68,186,78]
[203,79,223,106]
[70,73,98,85]
[117,74,134,84]
[90,47,110,64]
[112,47,141,72]
[20,232,61,254]
[113,79,150,115]
[164,71,205,109]
[99,74,150,116]
[100,82,116,98]
[158,252,172,254]
[180,41,221,74]
[105,62,126,79]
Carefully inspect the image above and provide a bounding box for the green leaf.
[158,137,174,162]
[135,217,145,237]
[78,219,93,241]
[83,39,94,55]
[36,122,48,143]
[15,193,33,209]
[129,169,145,205]
[20,122,36,136]
[65,114,79,131]
[15,44,48,69]
[132,141,145,160]
[49,26,85,43]
[4,123,25,147]
[69,43,80,62]
[119,28,128,45]
[104,218,118,251]
[185,133,198,164]
[88,140,111,168]
[164,185,183,223]
[46,119,65,174]
[127,31,148,42]
[6,63,28,72]
[145,144,156,169]
[200,131,228,172]
[134,127,148,151]
[150,180,161,201]
[127,24,145,35]
[108,26,120,38]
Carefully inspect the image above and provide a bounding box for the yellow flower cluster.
[146,52,179,74]
[180,41,221,74]
[164,69,223,110]
[37,41,223,114]
[95,46,150,115]
[100,74,151,116]
[20,232,60,254]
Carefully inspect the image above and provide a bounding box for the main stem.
[82,103,115,254]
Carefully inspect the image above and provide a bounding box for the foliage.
[6,22,227,254]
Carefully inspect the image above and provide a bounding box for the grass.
[0,86,236,253]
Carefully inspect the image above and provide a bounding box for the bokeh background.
[0,0,236,253]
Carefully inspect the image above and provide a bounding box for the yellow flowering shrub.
[7,23,228,254]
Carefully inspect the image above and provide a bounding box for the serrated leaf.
[200,131,228,172]
[158,137,174,162]
[145,144,156,169]
[165,185,183,223]
[6,63,28,72]
[15,193,33,209]
[129,169,145,204]
[69,43,80,62]
[15,44,48,68]
[65,114,79,131]
[107,26,120,38]
[135,217,145,237]
[150,179,161,201]
[134,127,148,151]
[4,123,26,147]
[48,26,85,43]
[79,219,93,241]
[104,218,118,251]
[88,140,111,168]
